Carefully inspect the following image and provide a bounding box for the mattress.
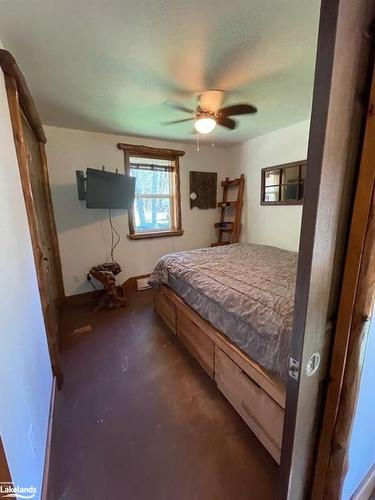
[149,243,298,381]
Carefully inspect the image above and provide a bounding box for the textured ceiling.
[0,0,320,144]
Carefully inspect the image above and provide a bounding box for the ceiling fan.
[163,91,257,134]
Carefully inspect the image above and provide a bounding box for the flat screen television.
[85,168,135,209]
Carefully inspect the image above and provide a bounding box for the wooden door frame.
[280,0,375,498]
[0,50,64,387]
[311,65,375,499]
[0,436,12,487]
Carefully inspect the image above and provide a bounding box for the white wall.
[0,65,52,498]
[228,120,310,251]
[45,126,232,296]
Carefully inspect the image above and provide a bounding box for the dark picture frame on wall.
[189,171,217,209]
[261,160,306,206]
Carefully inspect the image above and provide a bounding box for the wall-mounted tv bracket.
[76,170,86,201]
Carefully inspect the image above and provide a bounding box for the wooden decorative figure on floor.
[212,174,245,246]
[189,171,217,209]
[89,263,127,310]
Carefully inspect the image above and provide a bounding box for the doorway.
[0,436,12,486]
[0,50,65,386]
[312,63,375,499]
[280,0,374,498]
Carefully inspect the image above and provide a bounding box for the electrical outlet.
[73,273,81,283]
[28,424,37,457]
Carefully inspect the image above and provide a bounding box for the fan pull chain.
[211,132,215,148]
[196,132,200,152]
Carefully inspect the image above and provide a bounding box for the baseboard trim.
[351,463,375,500]
[41,377,56,500]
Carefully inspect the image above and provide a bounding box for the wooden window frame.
[261,160,306,206]
[118,143,185,240]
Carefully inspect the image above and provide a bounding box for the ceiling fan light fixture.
[194,117,216,134]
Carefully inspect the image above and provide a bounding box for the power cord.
[109,209,121,265]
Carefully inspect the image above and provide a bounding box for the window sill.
[260,200,303,206]
[127,230,184,240]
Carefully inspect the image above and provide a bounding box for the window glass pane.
[281,183,298,201]
[130,167,172,196]
[133,197,172,232]
[282,166,299,184]
[264,186,280,202]
[262,162,306,205]
[130,156,172,167]
[264,169,280,187]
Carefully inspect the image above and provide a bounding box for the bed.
[149,243,298,463]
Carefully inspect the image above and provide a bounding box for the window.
[130,157,175,233]
[261,160,306,205]
[118,143,184,239]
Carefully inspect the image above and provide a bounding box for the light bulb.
[194,117,216,134]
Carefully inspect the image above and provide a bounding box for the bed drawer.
[215,347,284,463]
[177,310,214,378]
[155,289,176,335]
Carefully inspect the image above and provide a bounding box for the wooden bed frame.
[155,284,286,463]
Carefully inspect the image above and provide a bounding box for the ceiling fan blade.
[217,117,237,130]
[164,100,194,114]
[162,118,194,125]
[219,103,257,117]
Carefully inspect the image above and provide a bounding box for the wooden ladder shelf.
[212,174,245,247]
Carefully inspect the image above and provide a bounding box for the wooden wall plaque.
[189,171,217,209]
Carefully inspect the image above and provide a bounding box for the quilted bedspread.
[149,243,298,381]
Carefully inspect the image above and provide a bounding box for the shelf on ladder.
[214,222,234,233]
[222,178,241,187]
[217,201,239,208]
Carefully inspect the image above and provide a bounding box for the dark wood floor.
[48,289,278,500]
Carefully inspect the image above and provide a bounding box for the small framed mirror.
[261,160,306,205]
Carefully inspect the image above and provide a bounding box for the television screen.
[86,168,135,209]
